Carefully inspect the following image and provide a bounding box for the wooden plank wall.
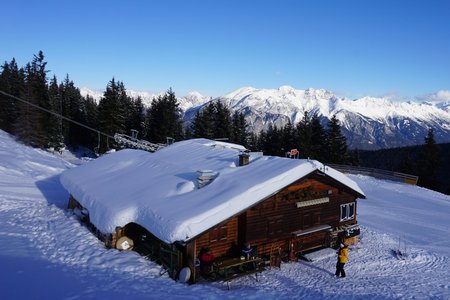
[189,173,361,280]
[245,175,358,256]
[195,216,239,258]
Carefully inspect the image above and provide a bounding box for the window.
[267,216,284,237]
[340,203,355,221]
[209,225,227,243]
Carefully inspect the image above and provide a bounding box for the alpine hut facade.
[60,139,365,283]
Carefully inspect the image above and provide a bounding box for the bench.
[212,257,265,289]
[222,267,264,289]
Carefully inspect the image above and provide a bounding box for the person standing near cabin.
[335,243,348,278]
[199,247,215,276]
[242,242,254,260]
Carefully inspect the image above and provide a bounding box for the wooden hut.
[61,139,365,283]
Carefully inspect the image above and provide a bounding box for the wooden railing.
[328,164,419,185]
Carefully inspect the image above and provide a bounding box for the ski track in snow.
[0,131,449,299]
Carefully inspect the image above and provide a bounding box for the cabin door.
[237,212,247,249]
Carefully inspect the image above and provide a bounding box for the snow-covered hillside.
[1,130,449,299]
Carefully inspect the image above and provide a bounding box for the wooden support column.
[185,240,197,283]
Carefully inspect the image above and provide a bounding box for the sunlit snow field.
[0,130,449,299]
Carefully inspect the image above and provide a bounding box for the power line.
[0,90,114,140]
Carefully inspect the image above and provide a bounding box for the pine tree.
[191,111,205,138]
[60,75,88,148]
[325,115,348,164]
[231,111,248,146]
[192,101,235,140]
[47,75,65,151]
[213,101,232,139]
[0,58,25,134]
[15,51,49,148]
[282,121,296,156]
[118,82,134,135]
[191,102,215,139]
[84,94,98,150]
[97,78,128,152]
[310,114,326,161]
[247,132,259,151]
[144,88,183,143]
[416,128,441,190]
[0,61,12,132]
[263,124,283,156]
[296,111,312,159]
[255,130,266,153]
[126,96,145,137]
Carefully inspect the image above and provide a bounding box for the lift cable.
[0,90,165,152]
[0,90,114,140]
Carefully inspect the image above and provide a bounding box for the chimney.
[238,151,250,166]
[197,170,218,188]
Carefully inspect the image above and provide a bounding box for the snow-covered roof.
[60,139,365,244]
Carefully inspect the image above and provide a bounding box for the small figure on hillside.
[241,242,255,260]
[199,247,215,277]
[335,243,348,278]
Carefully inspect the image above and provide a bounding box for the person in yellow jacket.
[335,243,348,278]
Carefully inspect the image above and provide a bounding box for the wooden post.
[185,240,196,283]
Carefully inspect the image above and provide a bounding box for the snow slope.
[0,130,449,299]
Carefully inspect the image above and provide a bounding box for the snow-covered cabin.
[60,139,365,282]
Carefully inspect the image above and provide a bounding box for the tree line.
[359,128,446,194]
[1,51,351,165]
[251,112,353,164]
[0,52,180,153]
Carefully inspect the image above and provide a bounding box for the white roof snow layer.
[60,138,365,244]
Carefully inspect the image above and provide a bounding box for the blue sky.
[1,0,450,99]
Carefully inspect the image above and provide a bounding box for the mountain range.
[79,87,212,111]
[80,86,450,150]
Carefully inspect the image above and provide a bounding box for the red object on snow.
[200,252,215,264]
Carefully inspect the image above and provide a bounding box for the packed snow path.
[0,131,449,299]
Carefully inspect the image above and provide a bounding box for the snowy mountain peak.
[79,87,103,102]
[278,85,296,93]
[190,85,450,149]
[82,85,450,149]
[178,91,211,111]
[79,87,210,109]
[418,90,450,113]
[79,87,160,105]
[126,90,161,105]
[223,86,258,99]
[185,91,206,99]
